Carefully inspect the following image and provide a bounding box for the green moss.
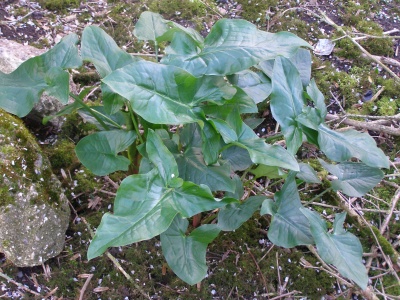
[236,0,278,25]
[59,112,97,142]
[45,139,78,171]
[272,16,312,40]
[72,167,101,194]
[2,240,11,248]
[377,96,398,115]
[13,7,29,17]
[148,0,208,22]
[371,226,395,257]
[0,185,14,207]
[38,0,80,11]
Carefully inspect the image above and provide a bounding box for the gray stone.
[0,38,77,128]
[0,110,70,267]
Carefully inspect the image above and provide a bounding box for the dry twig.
[0,271,41,297]
[325,114,400,136]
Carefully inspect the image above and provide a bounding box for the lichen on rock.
[0,109,70,267]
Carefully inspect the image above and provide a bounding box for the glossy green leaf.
[244,117,265,130]
[102,61,204,124]
[101,83,126,114]
[147,129,179,186]
[318,124,389,168]
[194,76,236,105]
[88,169,232,259]
[133,11,169,42]
[306,78,327,119]
[81,26,139,114]
[161,216,220,285]
[289,48,312,87]
[261,172,313,247]
[162,19,311,76]
[296,163,321,183]
[210,111,299,171]
[282,125,303,155]
[218,196,265,231]
[227,70,272,104]
[175,124,235,192]
[296,106,324,131]
[270,56,305,155]
[159,19,204,46]
[258,48,311,87]
[239,138,299,171]
[81,26,137,78]
[200,120,221,165]
[202,88,258,120]
[0,34,81,117]
[222,145,253,172]
[250,165,285,179]
[225,174,244,199]
[75,130,136,176]
[300,209,368,290]
[319,160,384,197]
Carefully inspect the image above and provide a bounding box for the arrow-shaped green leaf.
[147,129,180,187]
[174,124,235,192]
[133,11,169,42]
[88,169,232,259]
[261,172,313,247]
[102,61,212,125]
[319,160,384,197]
[81,26,137,78]
[162,19,311,76]
[75,130,136,176]
[218,196,265,231]
[160,216,220,285]
[0,34,82,117]
[270,56,305,155]
[300,209,368,290]
[318,124,389,168]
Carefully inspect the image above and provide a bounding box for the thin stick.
[318,10,400,82]
[380,188,400,235]
[325,114,400,136]
[247,249,269,294]
[269,290,301,300]
[78,274,93,300]
[345,113,400,120]
[0,272,42,297]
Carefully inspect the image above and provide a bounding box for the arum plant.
[0,11,390,290]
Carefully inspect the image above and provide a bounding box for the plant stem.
[69,93,110,130]
[264,133,284,143]
[154,41,159,62]
[127,102,144,144]
[303,187,332,205]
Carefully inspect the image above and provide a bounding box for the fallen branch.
[325,114,400,136]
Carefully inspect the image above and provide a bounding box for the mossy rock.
[0,110,70,267]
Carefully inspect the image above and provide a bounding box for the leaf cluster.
[0,11,390,291]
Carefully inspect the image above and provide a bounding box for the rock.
[0,38,77,128]
[0,109,70,267]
